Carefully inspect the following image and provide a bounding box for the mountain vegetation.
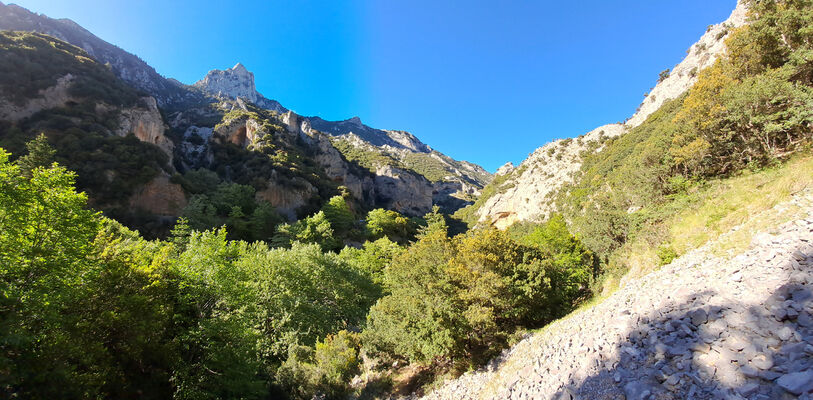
[1,0,813,399]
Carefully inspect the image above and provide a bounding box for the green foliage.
[330,138,399,173]
[658,68,671,82]
[322,195,355,236]
[339,237,404,288]
[179,173,283,242]
[0,31,139,107]
[365,208,416,243]
[16,133,56,177]
[400,151,452,182]
[273,211,342,251]
[238,242,380,360]
[276,330,362,400]
[656,244,678,266]
[362,223,593,367]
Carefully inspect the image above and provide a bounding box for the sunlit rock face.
[194,63,287,113]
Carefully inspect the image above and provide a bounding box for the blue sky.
[12,0,737,171]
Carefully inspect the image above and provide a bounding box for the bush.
[276,331,361,400]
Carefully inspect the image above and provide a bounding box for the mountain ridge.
[464,0,749,229]
[0,1,491,229]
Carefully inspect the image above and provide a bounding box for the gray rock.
[778,326,794,341]
[799,312,813,327]
[623,380,655,400]
[690,309,709,326]
[777,370,813,395]
[737,382,760,397]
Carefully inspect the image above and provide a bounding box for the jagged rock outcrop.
[625,2,748,128]
[418,190,813,400]
[0,66,174,161]
[495,162,515,176]
[128,173,187,216]
[255,176,318,220]
[212,115,264,147]
[194,63,287,112]
[373,164,434,215]
[472,1,749,229]
[187,61,489,214]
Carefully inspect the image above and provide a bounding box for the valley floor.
[413,188,813,399]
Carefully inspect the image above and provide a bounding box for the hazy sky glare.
[10,0,737,171]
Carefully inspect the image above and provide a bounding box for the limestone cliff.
[0,73,74,121]
[115,97,174,159]
[471,1,748,228]
[194,63,287,113]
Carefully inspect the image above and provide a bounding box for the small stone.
[737,382,760,397]
[773,307,789,321]
[788,308,800,319]
[760,370,782,381]
[732,271,743,282]
[624,380,655,400]
[750,353,774,370]
[777,370,813,395]
[726,335,748,351]
[778,326,794,341]
[690,309,708,326]
[799,312,813,327]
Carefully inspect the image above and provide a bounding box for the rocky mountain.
[189,61,492,212]
[0,2,491,235]
[466,1,748,229]
[0,1,199,106]
[193,63,287,113]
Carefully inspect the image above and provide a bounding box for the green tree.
[322,195,354,236]
[16,133,56,178]
[366,208,415,243]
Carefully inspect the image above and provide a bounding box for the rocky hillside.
[418,188,813,399]
[466,1,748,229]
[0,3,491,235]
[0,1,200,106]
[188,62,492,212]
[0,31,182,220]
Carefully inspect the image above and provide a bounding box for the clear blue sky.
[12,0,737,171]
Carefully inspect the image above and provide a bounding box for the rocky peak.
[194,63,259,103]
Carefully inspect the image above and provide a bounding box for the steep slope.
[0,1,198,106]
[466,1,748,229]
[419,187,813,399]
[0,31,182,221]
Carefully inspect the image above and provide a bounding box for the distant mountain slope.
[463,1,748,229]
[0,1,200,106]
[191,63,492,211]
